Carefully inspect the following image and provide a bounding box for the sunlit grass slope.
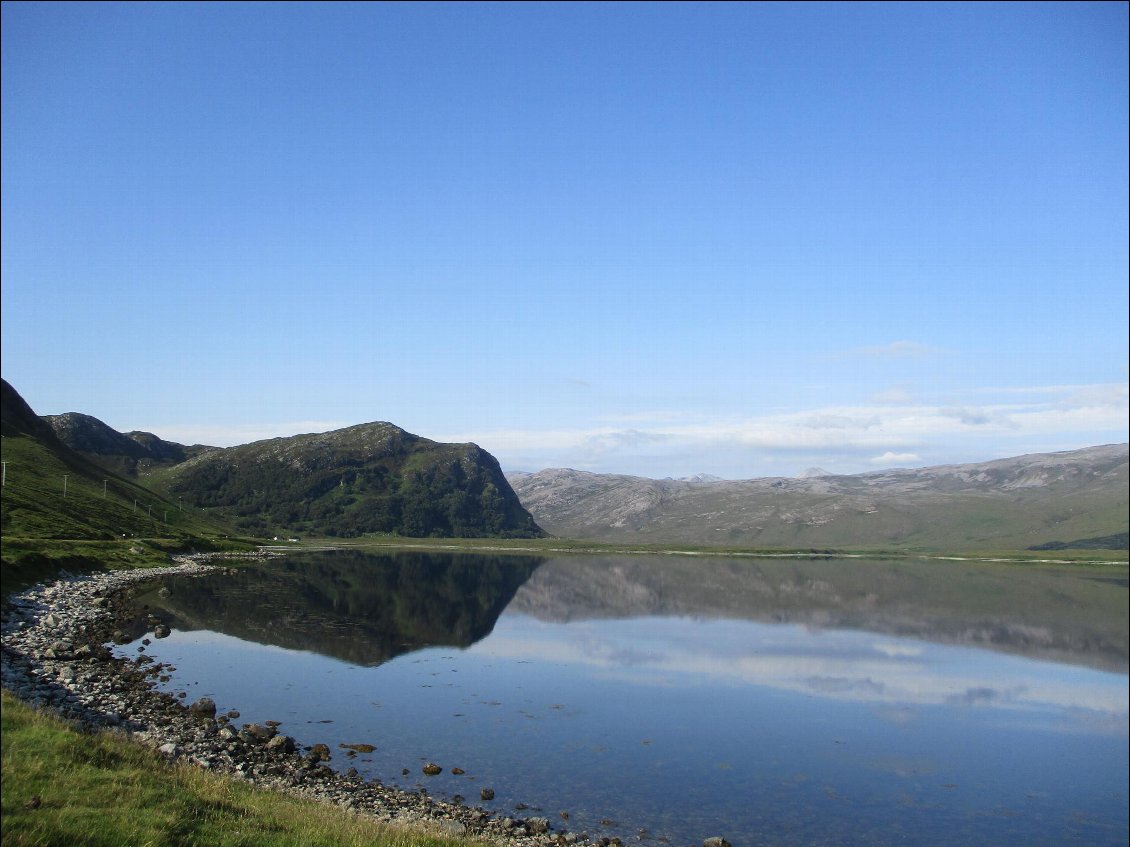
[1,424,249,591]
[0,691,462,847]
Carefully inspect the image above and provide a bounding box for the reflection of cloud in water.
[872,642,923,658]
[873,705,918,726]
[946,686,1028,707]
[1065,707,1130,735]
[805,676,886,696]
[472,615,1129,732]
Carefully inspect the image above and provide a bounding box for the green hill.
[145,422,544,539]
[1,379,240,589]
[36,390,543,541]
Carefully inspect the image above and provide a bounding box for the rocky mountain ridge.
[507,444,1128,550]
[41,412,215,477]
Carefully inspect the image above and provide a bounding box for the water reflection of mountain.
[139,551,543,665]
[507,556,1129,673]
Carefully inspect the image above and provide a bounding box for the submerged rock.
[309,743,333,762]
[340,742,376,754]
[188,697,217,718]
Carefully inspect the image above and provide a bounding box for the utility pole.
[63,475,69,498]
[1,461,6,486]
[103,479,108,498]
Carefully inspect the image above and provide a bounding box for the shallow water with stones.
[114,550,1129,847]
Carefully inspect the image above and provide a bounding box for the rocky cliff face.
[507,445,1129,550]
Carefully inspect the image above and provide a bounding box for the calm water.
[116,551,1129,847]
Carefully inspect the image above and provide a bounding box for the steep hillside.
[507,445,1128,551]
[1,379,230,551]
[147,422,544,539]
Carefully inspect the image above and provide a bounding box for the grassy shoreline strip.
[0,690,465,847]
[277,535,1130,567]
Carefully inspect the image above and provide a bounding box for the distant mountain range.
[507,446,1128,551]
[6,377,1124,551]
[3,380,542,541]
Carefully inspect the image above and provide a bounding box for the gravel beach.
[1,554,618,847]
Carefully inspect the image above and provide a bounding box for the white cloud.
[869,452,921,466]
[443,381,1129,476]
[139,382,1129,476]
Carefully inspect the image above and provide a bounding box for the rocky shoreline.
[2,554,674,847]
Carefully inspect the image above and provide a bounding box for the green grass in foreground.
[0,691,463,847]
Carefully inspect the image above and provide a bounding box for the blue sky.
[3,2,1127,478]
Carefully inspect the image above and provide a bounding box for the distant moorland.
[506,447,1128,552]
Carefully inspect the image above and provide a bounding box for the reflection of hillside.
[507,556,1129,673]
[139,551,542,665]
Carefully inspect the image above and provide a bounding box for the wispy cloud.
[476,617,1129,724]
[869,452,921,466]
[141,382,1128,476]
[442,382,1129,476]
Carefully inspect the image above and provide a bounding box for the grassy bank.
[0,535,261,595]
[0,691,463,847]
[290,534,1130,565]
